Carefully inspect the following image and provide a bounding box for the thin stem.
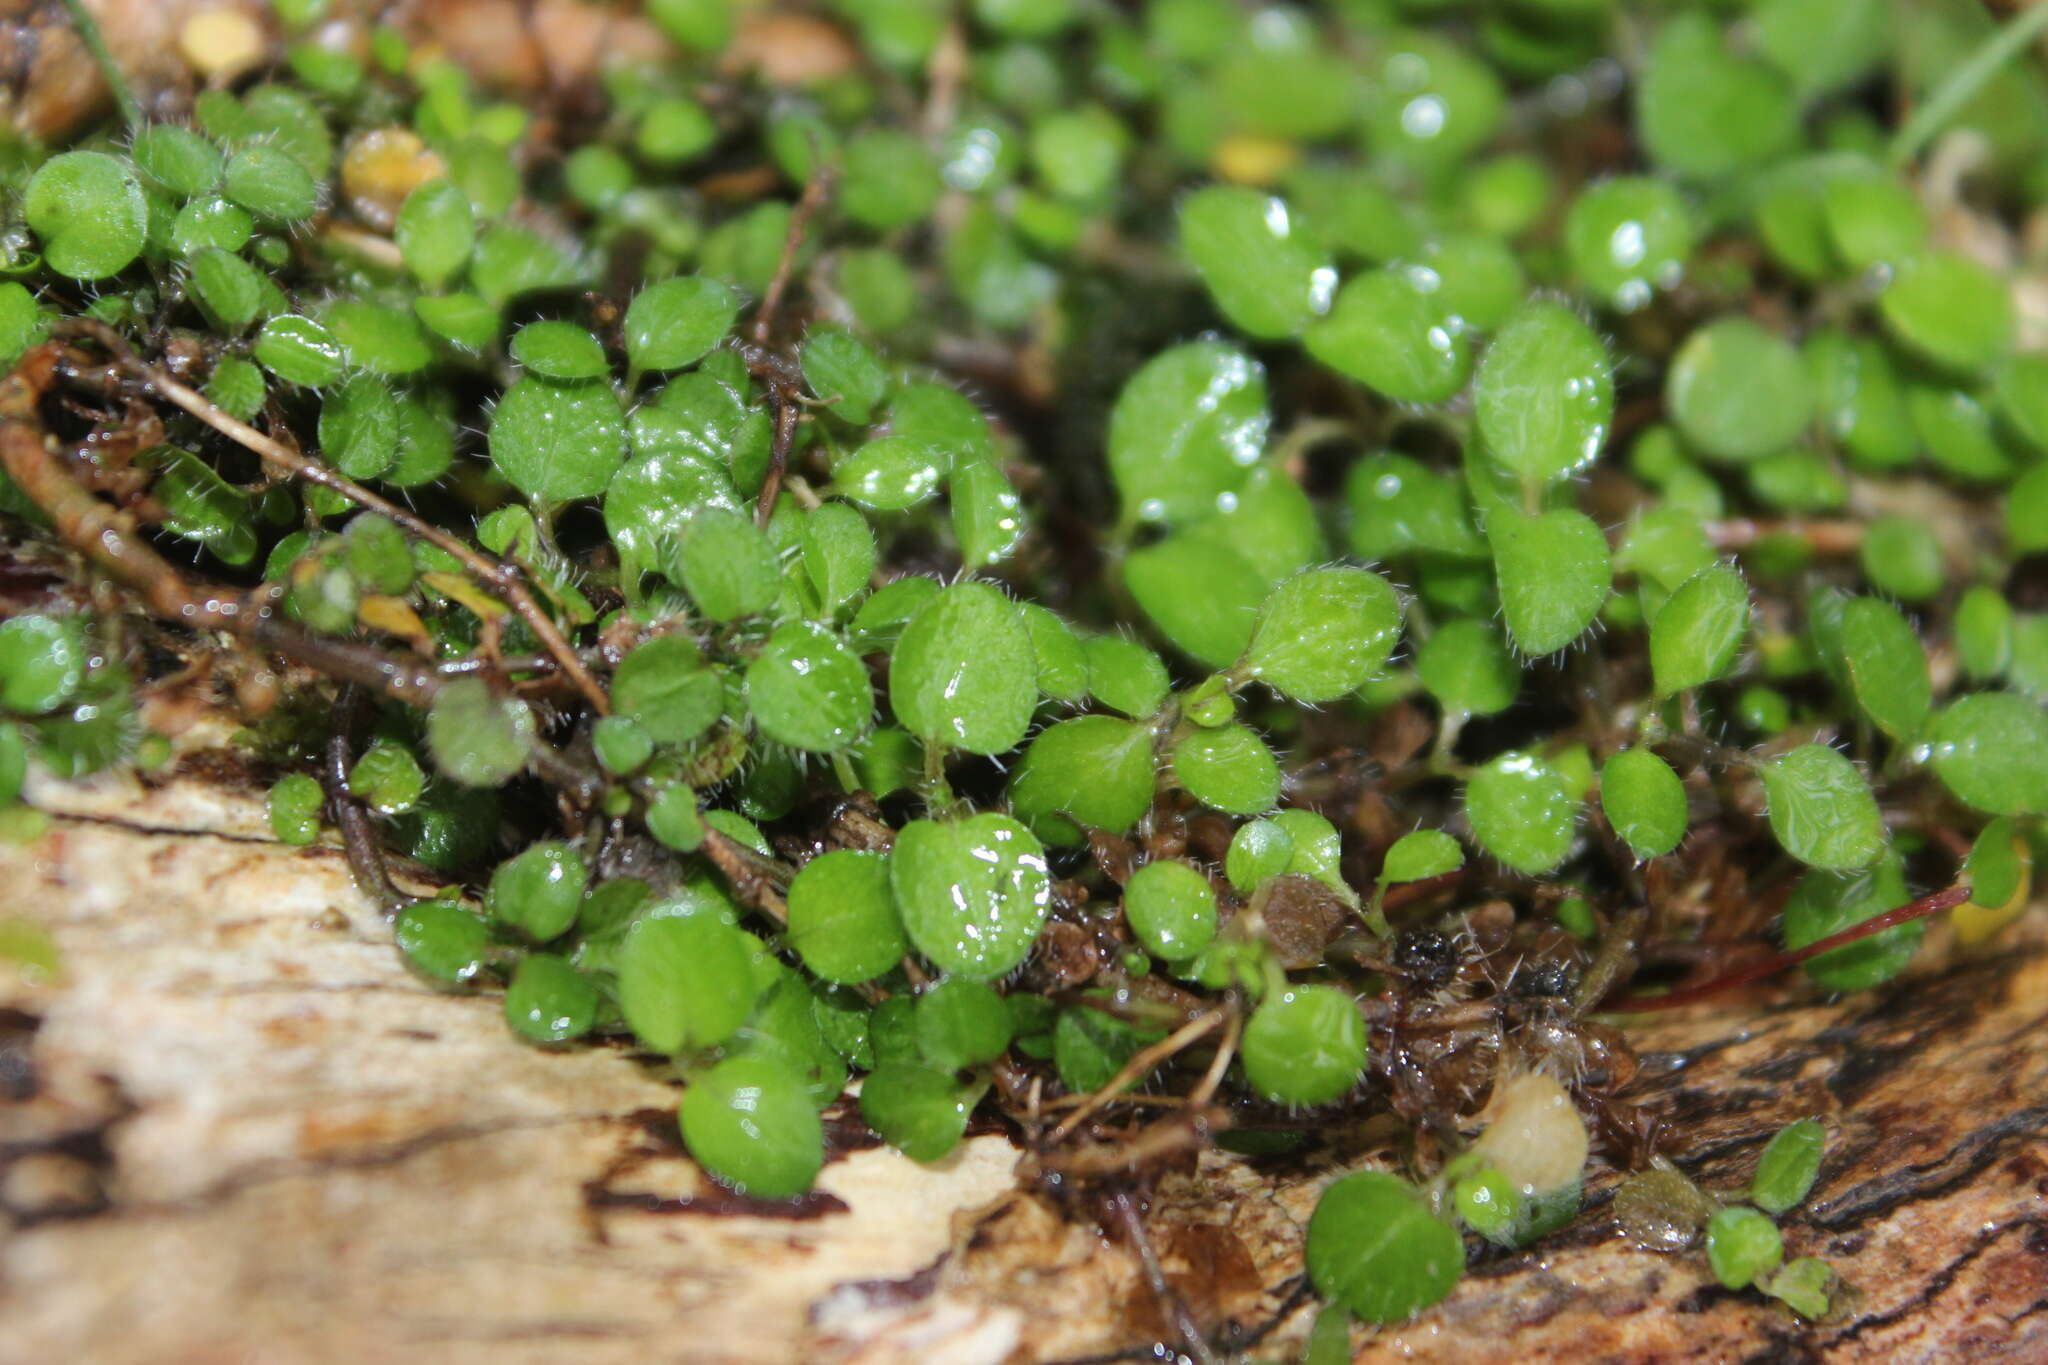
[0,355,444,707]
[699,826,791,925]
[58,0,142,132]
[752,165,836,347]
[324,687,409,916]
[1108,1190,1221,1365]
[1890,1,2048,167]
[1600,884,1970,1013]
[1047,1009,1225,1145]
[55,320,613,717]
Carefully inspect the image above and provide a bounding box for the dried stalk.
[52,320,613,716]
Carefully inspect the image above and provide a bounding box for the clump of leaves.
[3,0,2046,1355]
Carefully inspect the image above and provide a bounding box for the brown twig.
[1600,884,1971,1012]
[51,319,613,716]
[5,348,606,814]
[746,166,835,526]
[700,825,791,925]
[752,166,836,348]
[1705,518,1866,555]
[1047,1010,1226,1146]
[324,686,409,915]
[1,350,445,707]
[1109,1188,1221,1365]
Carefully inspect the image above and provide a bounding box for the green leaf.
[1705,1207,1783,1291]
[679,1055,822,1198]
[1666,317,1812,462]
[1227,819,1294,892]
[1929,692,2048,814]
[1362,32,1502,171]
[413,293,501,352]
[612,635,723,745]
[801,501,878,614]
[1648,563,1749,696]
[1783,850,1923,991]
[950,456,1027,568]
[1122,530,1269,669]
[1750,1118,1825,1215]
[324,300,435,378]
[223,145,320,223]
[424,678,534,787]
[802,327,890,425]
[625,275,739,372]
[1878,251,2014,376]
[1010,715,1158,836]
[1823,171,1926,271]
[1242,985,1367,1104]
[504,955,598,1045]
[1345,453,1486,563]
[148,446,259,566]
[189,248,266,331]
[488,841,588,942]
[888,582,1037,755]
[132,124,223,199]
[1053,999,1166,1093]
[1306,1172,1465,1324]
[915,977,1014,1072]
[1490,508,1611,656]
[2010,465,2048,556]
[1124,859,1218,961]
[489,377,627,501]
[746,621,872,752]
[0,615,86,714]
[841,128,942,229]
[1964,816,2026,910]
[1466,751,1578,876]
[1172,723,1281,816]
[1381,829,1463,884]
[891,814,1052,981]
[836,435,946,511]
[395,901,490,984]
[1083,634,1168,718]
[1764,1258,1836,1320]
[1179,185,1334,340]
[1858,515,1944,603]
[674,508,778,620]
[1761,744,1885,870]
[1840,597,1932,740]
[1474,299,1613,487]
[25,151,147,280]
[1600,748,1687,859]
[1637,14,1798,180]
[511,321,608,380]
[1107,341,1269,524]
[1807,327,1915,470]
[890,382,996,464]
[1304,266,1472,406]
[394,180,474,289]
[787,849,908,984]
[1415,619,1518,717]
[346,737,423,814]
[318,373,398,480]
[1564,176,1695,311]
[617,913,757,1053]
[267,772,323,846]
[1243,567,1403,701]
[860,1063,971,1162]
[636,95,716,165]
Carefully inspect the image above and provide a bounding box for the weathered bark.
[3,763,2044,1364]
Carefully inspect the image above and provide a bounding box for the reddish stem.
[1600,885,1971,1013]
